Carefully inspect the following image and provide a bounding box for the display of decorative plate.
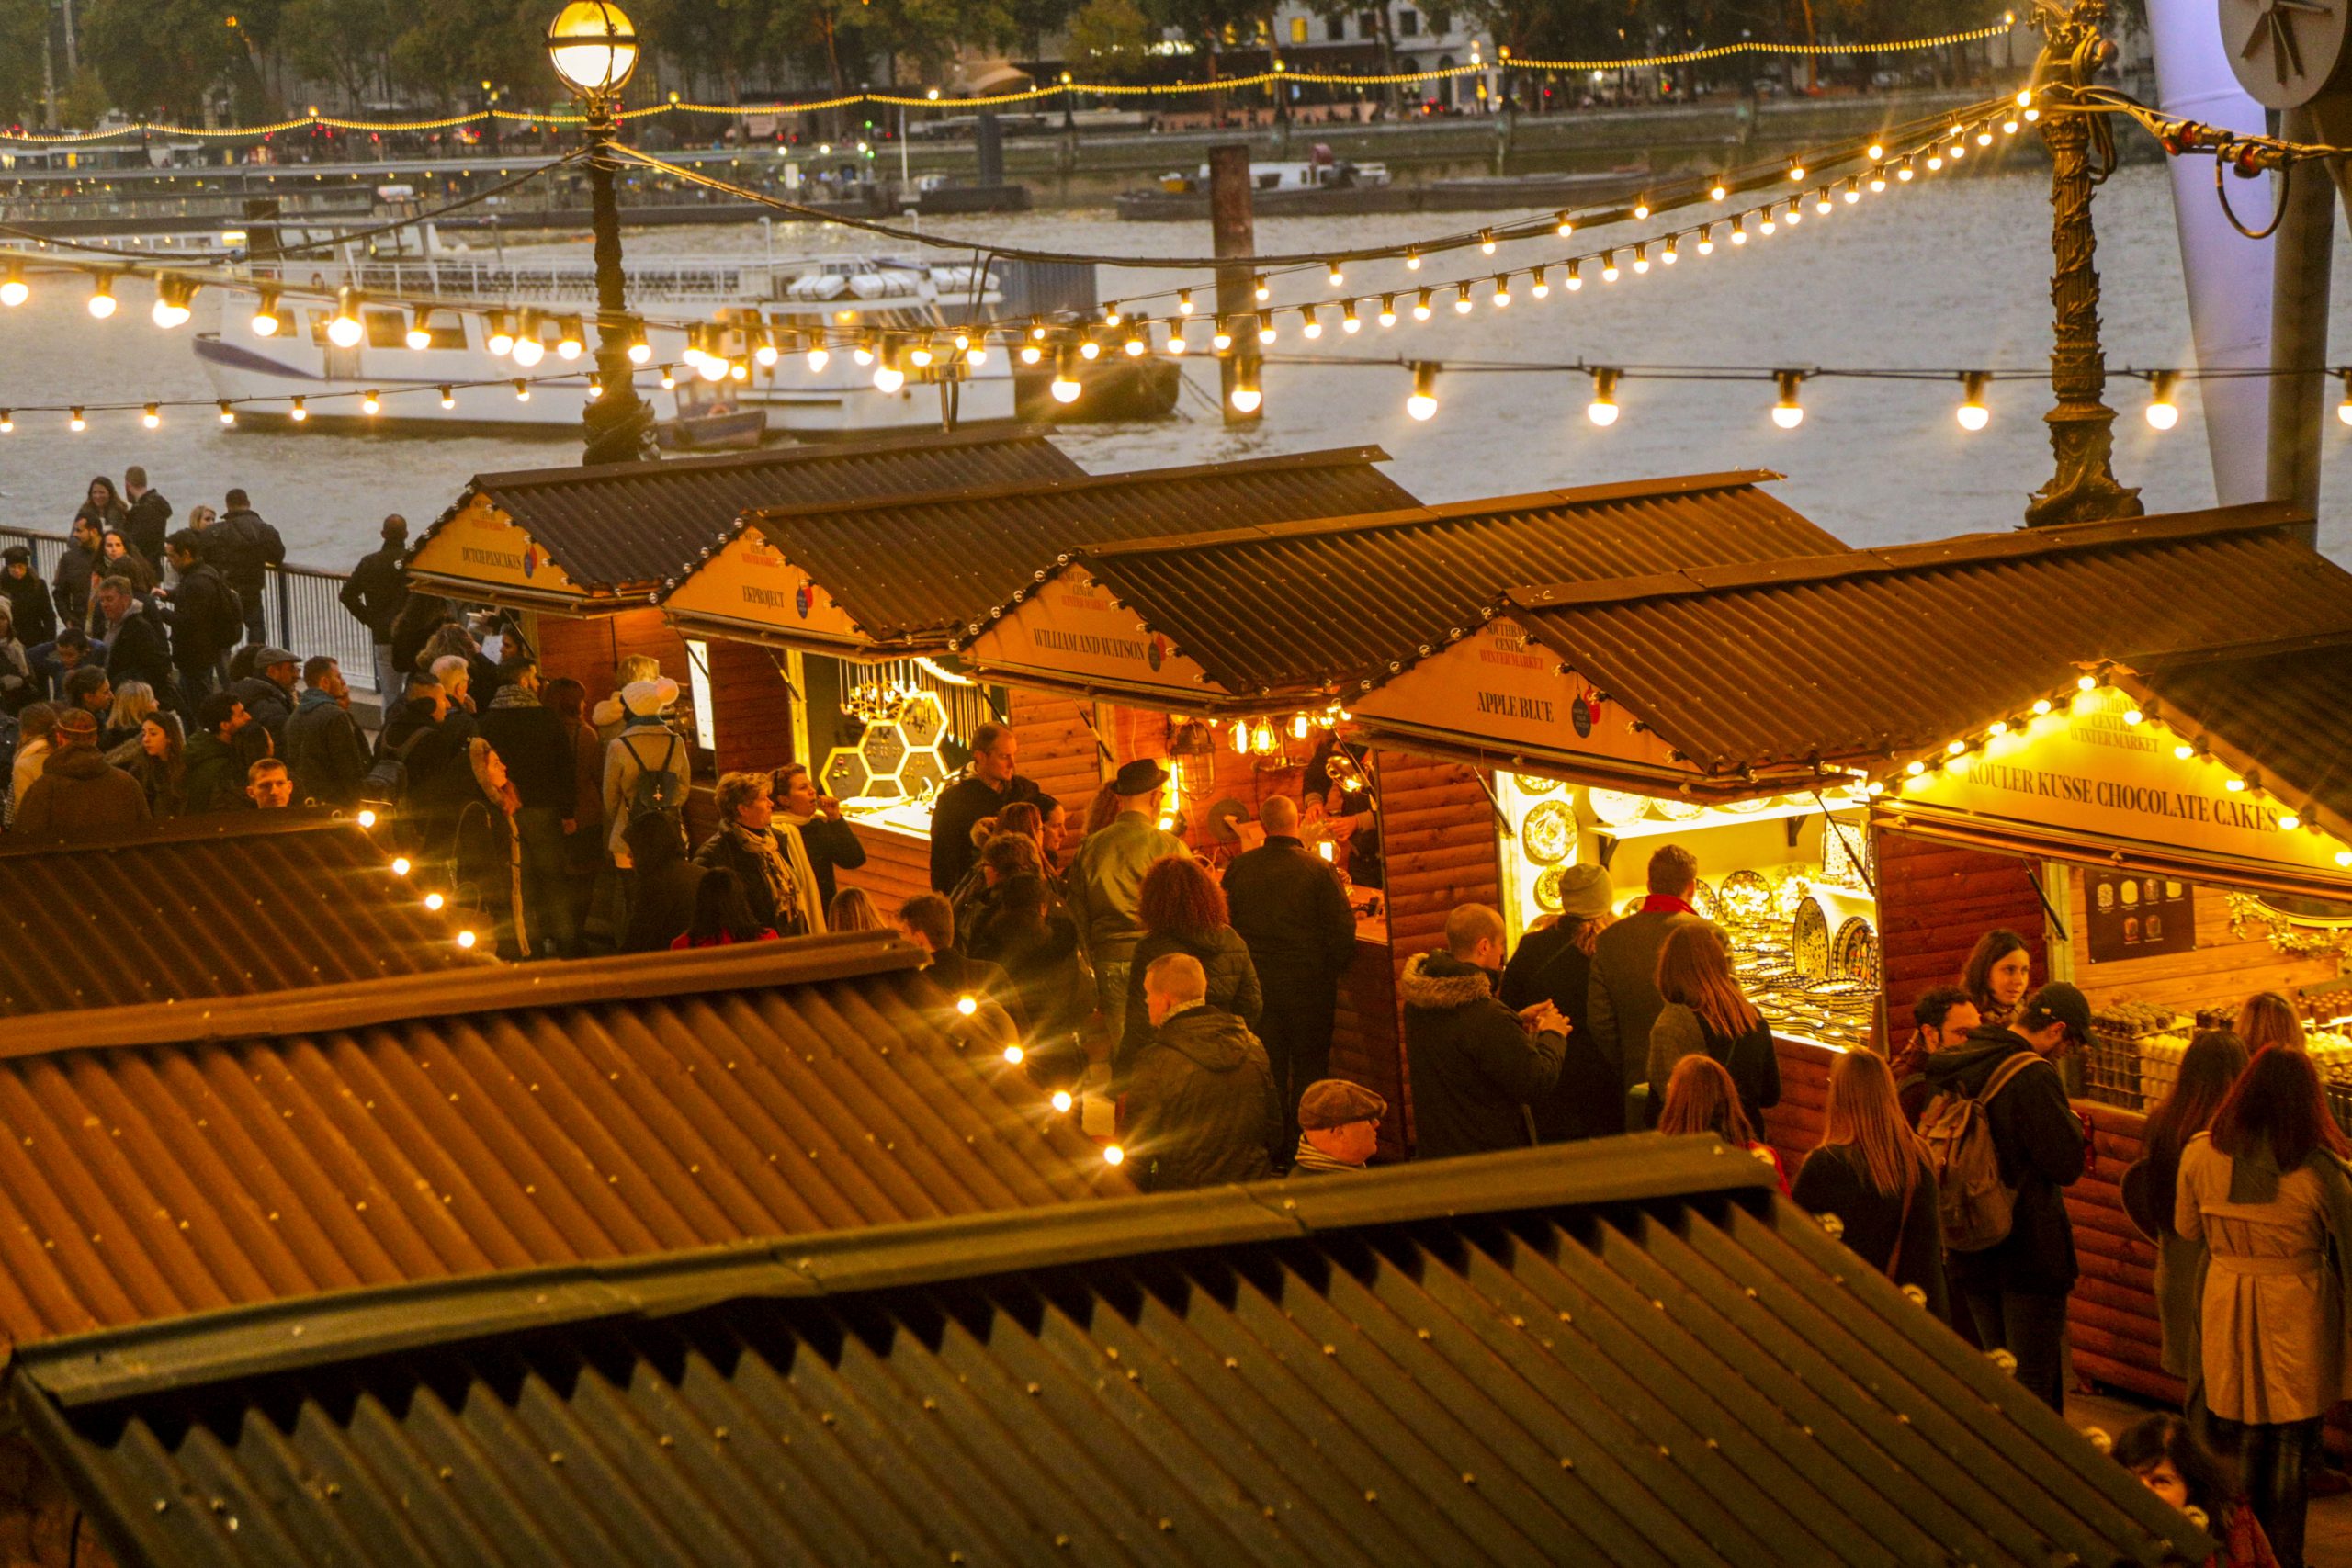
[1773,873,1815,919]
[1532,865,1566,913]
[1514,773,1562,797]
[1717,868,1773,921]
[1832,917,1882,987]
[1655,797,1706,821]
[1588,788,1650,827]
[1792,899,1830,977]
[1520,800,1577,866]
[1720,794,1778,814]
[1688,878,1718,921]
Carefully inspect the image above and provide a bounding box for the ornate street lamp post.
[548,0,654,465]
[2023,0,2143,526]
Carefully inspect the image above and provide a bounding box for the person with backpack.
[207,489,284,647]
[154,530,240,714]
[602,677,688,938]
[366,674,463,828]
[1918,981,2093,1414]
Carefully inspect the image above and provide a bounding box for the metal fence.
[1,528,381,697]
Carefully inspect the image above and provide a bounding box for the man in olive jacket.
[1402,904,1568,1159]
[1224,794,1359,1149]
[1126,953,1283,1191]
[1065,757,1187,1042]
[1587,841,1702,1128]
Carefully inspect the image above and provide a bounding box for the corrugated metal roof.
[417,429,1084,596]
[1502,503,2352,775]
[0,814,488,1017]
[981,471,1839,703]
[13,1139,2209,1568]
[741,447,1418,648]
[0,935,1129,1348]
[2134,633,2352,829]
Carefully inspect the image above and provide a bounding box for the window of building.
[1357,10,1378,35]
[1398,9,1419,34]
[1430,7,1452,32]
[1290,15,1307,41]
[1326,14,1345,39]
[363,308,408,350]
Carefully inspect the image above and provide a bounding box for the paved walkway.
[2072,1389,2352,1566]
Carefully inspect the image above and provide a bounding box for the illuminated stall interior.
[955,469,1846,1147]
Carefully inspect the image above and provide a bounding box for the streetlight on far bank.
[547,0,653,465]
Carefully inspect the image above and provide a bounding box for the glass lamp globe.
[547,0,639,96]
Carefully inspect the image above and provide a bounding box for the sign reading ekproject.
[1891,687,2352,886]
[658,529,864,644]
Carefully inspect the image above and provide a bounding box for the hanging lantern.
[1251,721,1276,755]
[1290,712,1309,740]
[1230,720,1250,755]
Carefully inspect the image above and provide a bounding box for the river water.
[4,161,2349,569]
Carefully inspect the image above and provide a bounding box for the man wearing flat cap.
[1291,1079,1386,1175]
[1066,757,1189,1043]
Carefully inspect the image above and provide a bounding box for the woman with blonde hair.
[827,886,885,932]
[1647,919,1781,1135]
[101,679,159,758]
[1658,1054,1787,1190]
[2236,992,2306,1055]
[1792,1050,1946,1312]
[1500,863,1621,1141]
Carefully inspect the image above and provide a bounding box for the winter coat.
[0,638,30,713]
[1792,1143,1949,1317]
[124,490,171,567]
[785,813,866,911]
[129,752,186,819]
[1223,835,1357,988]
[100,607,175,702]
[157,562,237,672]
[2176,1133,2352,1425]
[602,723,687,866]
[478,696,576,815]
[1400,950,1566,1160]
[983,911,1092,1054]
[1587,907,1700,1106]
[50,541,98,629]
[692,824,809,937]
[1919,1029,2086,1295]
[6,736,46,825]
[284,688,369,807]
[11,743,150,838]
[622,857,707,953]
[180,731,243,814]
[1064,810,1188,967]
[1648,1003,1782,1136]
[1125,1003,1283,1192]
[1117,925,1262,1077]
[1499,922,1619,1142]
[3,569,54,648]
[229,675,295,750]
[204,507,284,606]
[927,772,1045,894]
[338,543,410,642]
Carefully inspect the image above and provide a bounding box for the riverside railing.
[1,528,383,698]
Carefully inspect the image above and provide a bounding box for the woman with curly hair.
[1115,853,1261,1081]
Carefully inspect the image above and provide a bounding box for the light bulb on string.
[0,411,12,434]
[438,385,455,409]
[1771,369,1804,430]
[1405,248,1421,271]
[1926,149,1944,172]
[86,274,116,319]
[751,326,778,367]
[1050,345,1082,404]
[217,400,235,425]
[514,333,547,369]
[513,379,530,402]
[404,310,434,351]
[1565,260,1583,290]
[1787,160,1806,181]
[1555,211,1575,236]
[1631,243,1649,275]
[1843,175,1861,204]
[1758,209,1777,237]
[485,312,516,355]
[1866,141,1886,161]
[1376,295,1396,328]
[1406,361,1439,422]
[1124,318,1150,354]
[909,336,935,368]
[1898,155,1917,182]
[1478,228,1497,254]
[68,407,85,432]
[1956,370,1992,431]
[1975,125,1994,146]
[1730,215,1748,245]
[1530,266,1550,298]
[1050,1089,1074,1113]
[1255,313,1276,345]
[141,403,160,430]
[1326,260,1345,288]
[1340,299,1361,333]
[807,339,831,372]
[327,287,363,348]
[1299,306,1321,340]
[967,338,990,367]
[1212,319,1234,352]
[1633,197,1651,220]
[627,321,651,364]
[1252,273,1270,302]
[1783,199,1801,226]
[1586,367,1621,427]
[556,315,586,360]
[587,373,603,400]
[694,347,724,381]
[1453,283,1473,315]
[854,332,876,367]
[1229,360,1262,415]
[288,396,308,423]
[1869,166,1888,194]
[873,339,906,394]
[2336,370,2352,427]
[1411,288,1433,321]
[1162,324,1184,355]
[1661,238,1679,265]
[1696,226,1714,255]
[0,263,24,308]
[1815,188,1833,215]
[1600,252,1619,283]
[1709,179,1728,201]
[1177,288,1194,316]
[2145,370,2182,431]
[361,389,381,415]
[1489,276,1510,307]
[151,276,193,328]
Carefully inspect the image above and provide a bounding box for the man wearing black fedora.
[1066,756,1188,1043]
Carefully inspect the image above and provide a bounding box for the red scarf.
[1641,893,1696,916]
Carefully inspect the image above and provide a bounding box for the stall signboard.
[2084,870,2197,964]
[659,529,864,644]
[408,494,583,601]
[1352,616,1689,777]
[966,568,1216,698]
[1889,687,2352,886]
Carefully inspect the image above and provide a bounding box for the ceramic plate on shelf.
[1588,787,1649,827]
[1520,800,1577,865]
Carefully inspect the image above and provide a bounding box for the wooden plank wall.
[530,607,692,700]
[1764,1040,1835,1178]
[1008,688,1105,814]
[1874,827,2052,1023]
[2065,871,2338,1017]
[2066,1102,2180,1404]
[1334,942,1408,1161]
[706,639,797,776]
[837,823,933,923]
[1373,750,1501,1152]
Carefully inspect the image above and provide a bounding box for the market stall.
[955,469,1846,1151]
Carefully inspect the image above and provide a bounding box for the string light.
[1229,360,1262,414]
[873,339,905,394]
[2337,369,2352,427]
[1050,1089,1074,1113]
[1211,320,1234,352]
[2145,370,2182,431]
[627,321,652,364]
[486,313,517,355]
[288,397,307,423]
[1453,283,1474,315]
[1377,295,1396,327]
[1530,265,1550,296]
[141,402,160,429]
[85,274,115,319]
[1600,251,1620,283]
[327,287,364,348]
[438,385,456,408]
[514,378,530,401]
[1051,346,1081,404]
[1340,299,1361,333]
[1411,288,1433,321]
[1771,369,1804,429]
[151,276,193,328]
[1177,288,1194,316]
[404,310,435,351]
[1326,260,1345,288]
[1407,361,1439,421]
[1632,243,1650,275]
[1299,306,1322,340]
[1566,259,1583,289]
[0,263,24,307]
[1956,370,1991,431]
[1587,367,1622,426]
[557,315,586,360]
[1490,275,1511,307]
[807,340,831,372]
[361,389,381,415]
[218,400,235,424]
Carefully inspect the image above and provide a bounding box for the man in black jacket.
[339,514,410,705]
[1128,953,1283,1191]
[1401,904,1569,1159]
[122,466,171,566]
[50,515,101,633]
[229,646,299,754]
[284,657,369,807]
[1588,842,1701,1130]
[3,547,55,654]
[207,489,285,646]
[1919,981,2092,1415]
[94,578,175,714]
[156,531,239,713]
[927,722,1041,893]
[1224,794,1359,1155]
[477,655,577,957]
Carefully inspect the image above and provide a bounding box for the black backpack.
[361,726,432,807]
